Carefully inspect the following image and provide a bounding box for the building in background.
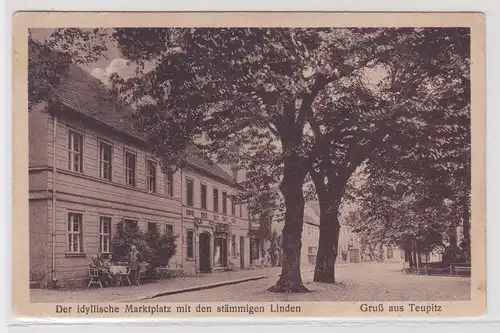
[300,206,320,267]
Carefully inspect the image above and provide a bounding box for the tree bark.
[313,203,341,283]
[268,158,309,293]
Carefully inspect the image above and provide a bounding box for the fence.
[404,264,471,277]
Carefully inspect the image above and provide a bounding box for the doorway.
[199,233,211,273]
[349,249,360,263]
[240,236,245,268]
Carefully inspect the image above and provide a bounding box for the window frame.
[166,168,174,197]
[67,212,84,253]
[231,235,237,258]
[213,187,219,212]
[123,218,138,231]
[99,216,112,253]
[186,177,194,207]
[146,159,157,193]
[67,129,84,173]
[124,150,136,187]
[98,140,113,181]
[222,191,227,215]
[186,230,194,259]
[200,183,207,210]
[231,196,236,216]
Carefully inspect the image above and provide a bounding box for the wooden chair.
[88,269,103,288]
[116,266,131,286]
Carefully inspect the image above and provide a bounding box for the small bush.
[111,221,178,271]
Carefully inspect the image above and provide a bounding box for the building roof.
[39,51,235,185]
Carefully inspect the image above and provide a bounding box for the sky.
[30,28,132,87]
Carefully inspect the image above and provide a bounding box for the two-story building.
[29,61,251,288]
[301,207,320,267]
[180,149,252,274]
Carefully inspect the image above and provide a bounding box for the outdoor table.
[109,265,128,275]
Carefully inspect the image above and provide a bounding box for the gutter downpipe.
[51,114,58,287]
[180,168,184,270]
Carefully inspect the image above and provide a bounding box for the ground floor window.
[186,230,194,259]
[67,213,83,253]
[231,235,236,258]
[99,216,111,253]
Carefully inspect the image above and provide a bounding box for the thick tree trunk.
[268,160,309,293]
[313,206,340,283]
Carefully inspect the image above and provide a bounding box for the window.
[98,141,112,180]
[146,159,157,192]
[186,230,194,259]
[166,169,174,197]
[165,224,173,234]
[213,188,219,212]
[124,151,136,186]
[308,246,317,254]
[231,198,236,216]
[99,216,111,253]
[148,222,157,232]
[200,183,207,209]
[67,213,83,253]
[231,235,236,257]
[68,130,83,172]
[186,178,194,207]
[239,204,242,217]
[222,192,227,214]
[124,219,138,230]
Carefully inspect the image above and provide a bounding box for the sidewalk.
[30,267,280,303]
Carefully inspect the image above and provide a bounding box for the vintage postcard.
[12,12,485,319]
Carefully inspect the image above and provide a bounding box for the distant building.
[337,224,362,263]
[301,220,320,267]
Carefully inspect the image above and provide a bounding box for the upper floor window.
[186,178,194,207]
[213,188,219,212]
[239,203,243,217]
[68,130,83,172]
[146,159,157,192]
[231,197,236,216]
[124,151,136,187]
[67,213,83,253]
[222,191,227,215]
[166,169,174,197]
[200,183,207,209]
[99,141,112,181]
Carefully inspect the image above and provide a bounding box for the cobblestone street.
[148,263,471,302]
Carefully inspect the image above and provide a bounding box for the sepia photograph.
[12,12,485,318]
